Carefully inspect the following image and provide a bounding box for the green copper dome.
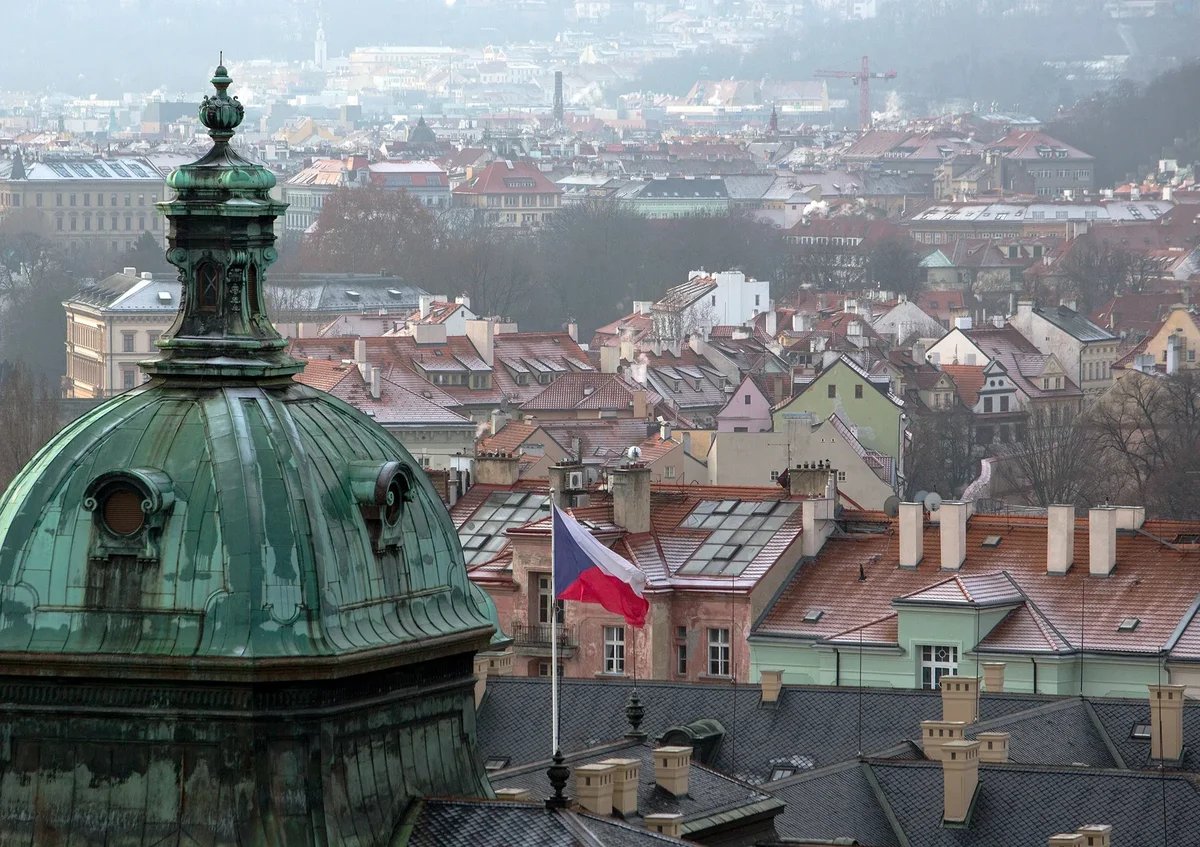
[0,64,500,669]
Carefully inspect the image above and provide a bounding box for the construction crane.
[815,56,897,133]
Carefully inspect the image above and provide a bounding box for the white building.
[650,270,771,341]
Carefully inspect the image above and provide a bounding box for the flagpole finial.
[624,690,647,739]
[545,749,570,809]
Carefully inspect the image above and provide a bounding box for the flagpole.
[550,495,559,756]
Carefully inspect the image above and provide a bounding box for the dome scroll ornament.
[199,57,244,143]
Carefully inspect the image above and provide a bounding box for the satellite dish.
[626,445,643,460]
[913,490,929,507]
[924,492,943,512]
[883,495,901,518]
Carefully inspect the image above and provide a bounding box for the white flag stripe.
[554,506,647,597]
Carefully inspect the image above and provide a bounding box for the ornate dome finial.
[199,56,244,143]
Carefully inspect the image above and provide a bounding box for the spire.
[143,62,298,383]
[769,104,779,135]
[9,148,25,181]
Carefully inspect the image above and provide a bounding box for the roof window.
[1117,617,1140,632]
[484,757,510,771]
[981,535,1002,548]
[803,609,823,623]
[769,767,795,781]
[1131,723,1152,740]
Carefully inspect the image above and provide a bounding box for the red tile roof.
[940,365,986,406]
[453,160,561,196]
[479,421,542,454]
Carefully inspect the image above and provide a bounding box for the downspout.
[1031,657,1038,695]
[834,648,840,687]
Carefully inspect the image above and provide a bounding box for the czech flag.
[553,505,649,627]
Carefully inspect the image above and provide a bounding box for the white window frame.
[604,625,625,674]
[708,627,730,676]
[537,574,564,625]
[920,644,958,689]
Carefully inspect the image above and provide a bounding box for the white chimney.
[353,339,368,378]
[464,318,495,366]
[801,496,835,558]
[567,319,578,342]
[899,501,924,568]
[1047,504,1075,575]
[369,366,381,400]
[123,266,137,276]
[1089,506,1117,577]
[954,316,972,330]
[765,306,777,337]
[455,293,471,309]
[1114,505,1145,531]
[140,271,153,280]
[1167,334,1182,375]
[939,501,968,570]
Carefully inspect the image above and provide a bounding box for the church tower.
[315,22,328,70]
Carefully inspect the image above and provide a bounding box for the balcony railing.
[510,622,577,655]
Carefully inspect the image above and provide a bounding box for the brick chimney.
[653,746,691,796]
[1047,504,1075,575]
[494,787,533,802]
[475,452,521,486]
[939,501,968,570]
[645,813,683,839]
[599,758,640,816]
[976,731,1010,763]
[940,675,979,724]
[1089,506,1117,577]
[941,739,980,824]
[611,464,651,534]
[921,720,966,761]
[1077,824,1112,847]
[760,670,784,703]
[573,762,615,815]
[981,662,1005,693]
[1149,683,1186,761]
[899,501,924,568]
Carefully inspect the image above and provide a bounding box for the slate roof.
[1029,303,1116,343]
[476,677,1047,783]
[768,760,900,846]
[407,799,691,846]
[490,741,783,836]
[68,273,179,312]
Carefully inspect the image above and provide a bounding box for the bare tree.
[865,237,925,298]
[905,405,977,498]
[996,405,1096,507]
[0,362,61,492]
[786,240,863,292]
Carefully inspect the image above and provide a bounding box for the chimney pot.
[611,464,651,534]
[1149,683,1186,761]
[941,739,980,823]
[940,675,980,724]
[760,670,784,703]
[598,757,640,815]
[976,731,1010,763]
[981,662,1006,693]
[572,762,616,815]
[653,746,692,796]
[1089,507,1118,577]
[1047,504,1075,575]
[644,813,684,839]
[939,501,969,570]
[899,502,924,568]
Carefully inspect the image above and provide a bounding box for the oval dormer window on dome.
[103,486,145,536]
[83,468,176,558]
[349,460,414,550]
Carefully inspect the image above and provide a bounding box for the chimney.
[473,654,489,707]
[611,464,651,534]
[490,408,510,437]
[632,389,648,420]
[418,293,436,319]
[140,271,153,280]
[600,345,620,374]
[1047,504,1075,575]
[765,307,777,337]
[981,662,1006,693]
[1049,835,1084,847]
[548,460,585,510]
[976,731,1010,763]
[1167,334,1181,375]
[941,675,979,724]
[573,762,615,815]
[354,338,368,369]
[123,266,137,276]
[599,758,640,816]
[494,787,533,802]
[567,319,578,342]
[1077,824,1112,847]
[941,739,980,824]
[1114,505,1145,531]
[369,366,381,400]
[920,720,967,761]
[659,421,672,442]
[653,746,691,796]
[1149,683,1186,761]
[475,452,521,486]
[645,814,683,839]
[939,501,968,571]
[912,340,927,364]
[1089,506,1117,577]
[954,316,973,330]
[801,495,835,558]
[899,502,924,568]
[465,318,495,366]
[760,669,784,703]
[413,323,448,345]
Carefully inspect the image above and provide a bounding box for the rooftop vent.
[157,291,172,302]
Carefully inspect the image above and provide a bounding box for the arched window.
[246,263,259,316]
[198,263,220,311]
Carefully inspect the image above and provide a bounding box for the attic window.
[803,609,823,623]
[1131,723,1152,740]
[484,757,510,772]
[769,767,795,781]
[1173,534,1200,545]
[1118,617,1140,632]
[345,290,361,299]
[981,535,1002,548]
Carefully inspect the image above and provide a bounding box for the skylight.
[1117,617,1140,632]
[803,609,823,623]
[484,757,510,771]
[458,491,549,566]
[677,499,798,577]
[1131,723,1152,740]
[981,535,1002,548]
[768,767,795,781]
